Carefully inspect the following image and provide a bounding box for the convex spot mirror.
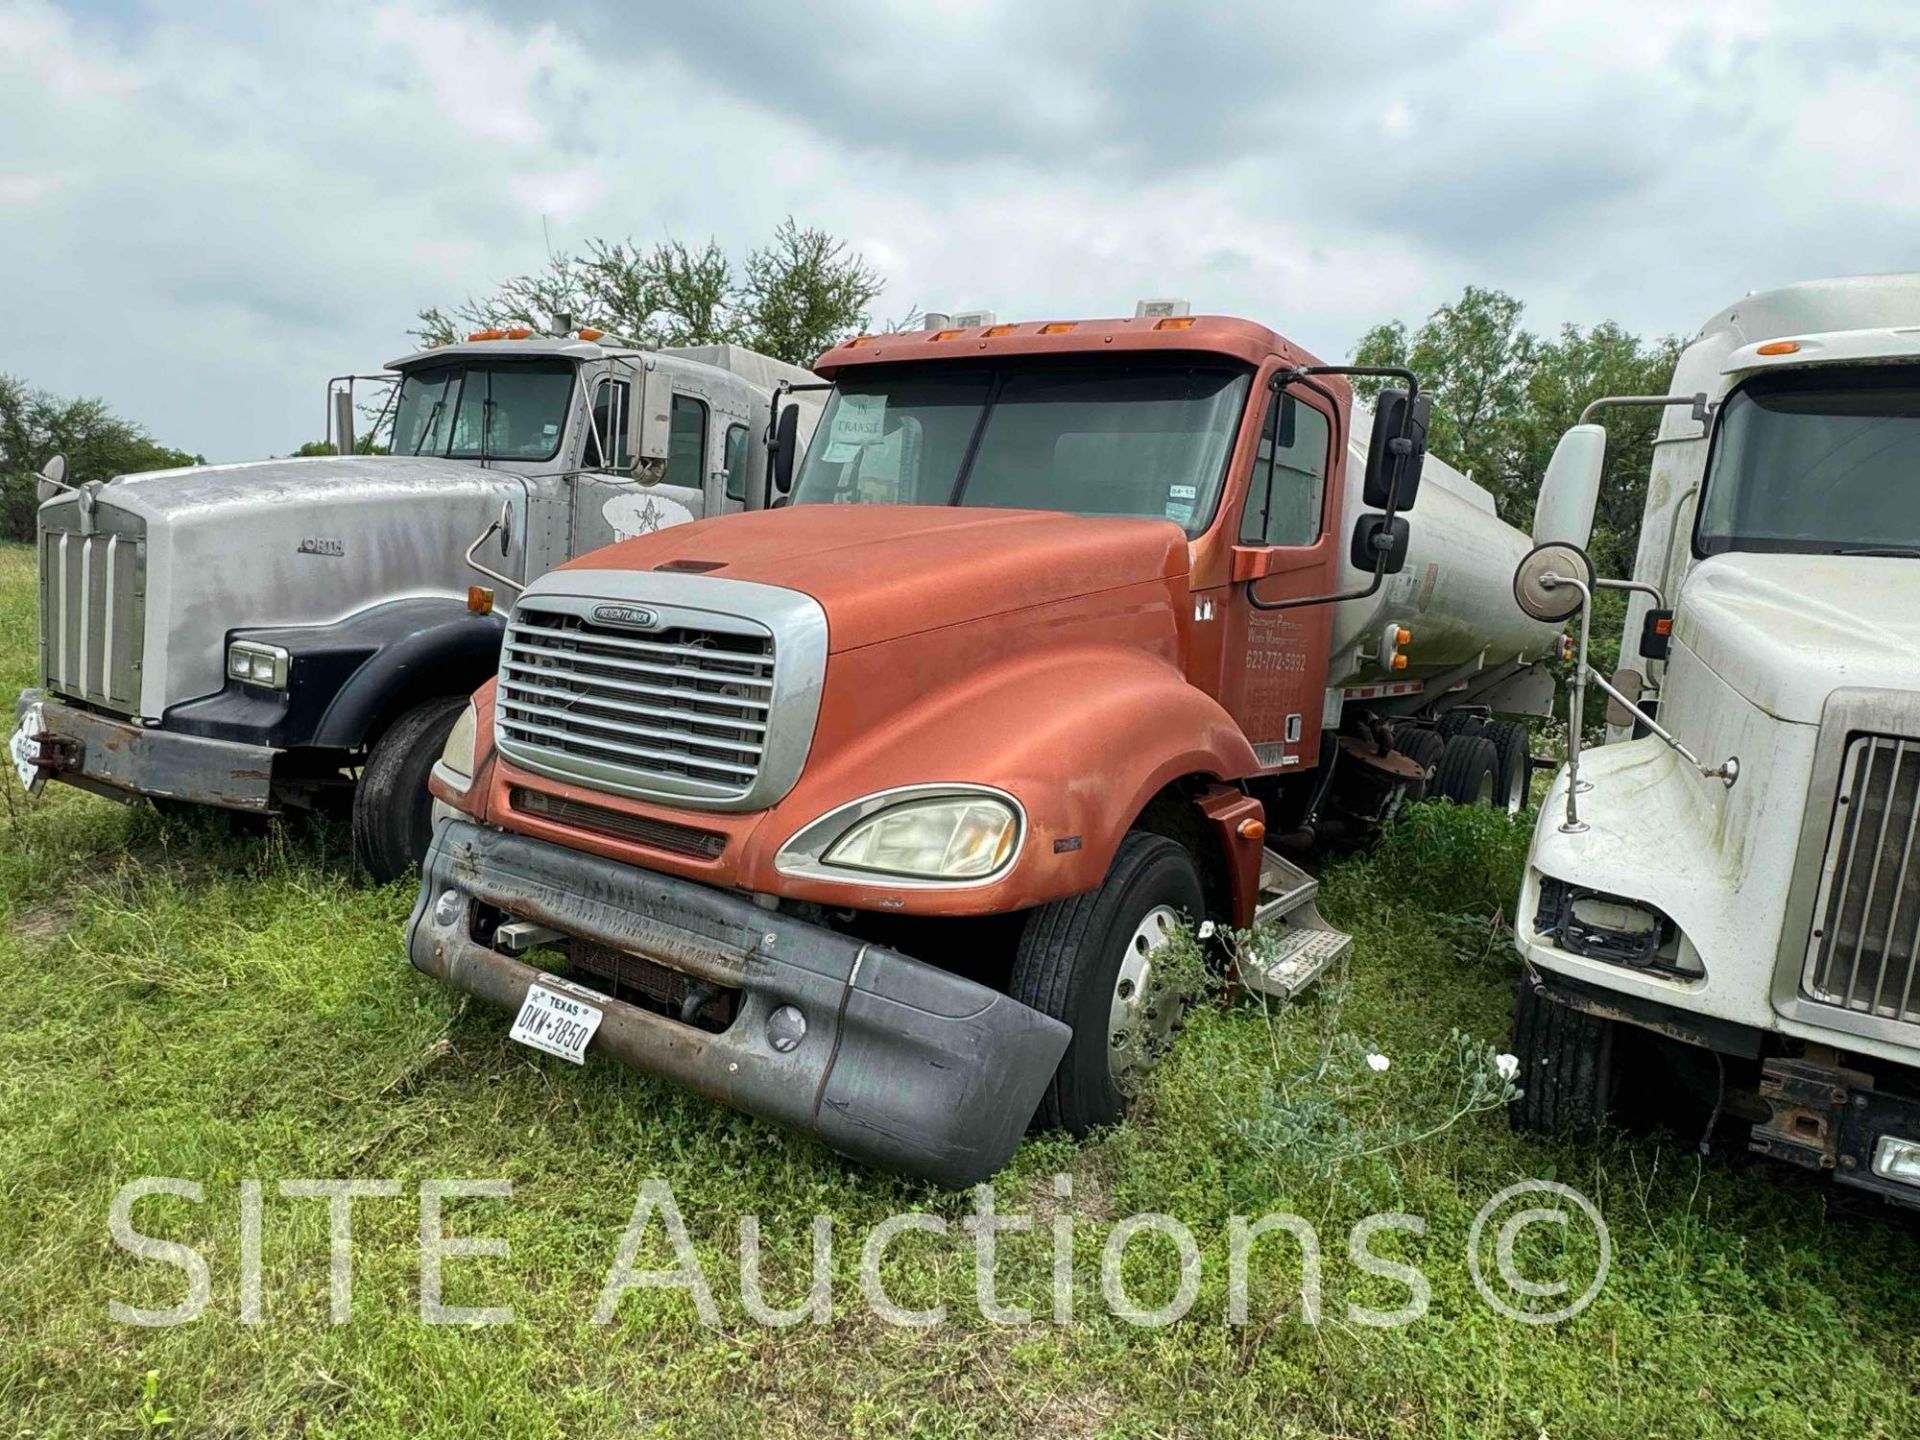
[496,499,513,556]
[36,453,69,503]
[1363,389,1431,510]
[1350,513,1411,574]
[1512,540,1595,624]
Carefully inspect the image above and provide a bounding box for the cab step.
[1235,849,1353,1001]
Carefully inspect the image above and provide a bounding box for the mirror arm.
[1577,392,1711,428]
[1541,570,1735,837]
[1595,576,1666,609]
[1248,363,1421,612]
[464,521,523,594]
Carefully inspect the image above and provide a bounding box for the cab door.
[569,366,711,556]
[1221,385,1343,771]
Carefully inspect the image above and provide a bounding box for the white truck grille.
[1803,734,1920,1026]
[496,602,776,805]
[39,520,146,715]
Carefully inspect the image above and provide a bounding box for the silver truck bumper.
[13,688,276,811]
[406,818,1071,1188]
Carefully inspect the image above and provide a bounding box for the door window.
[724,423,751,502]
[1240,392,1330,547]
[589,380,631,469]
[666,395,708,488]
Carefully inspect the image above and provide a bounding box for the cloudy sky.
[3,0,1917,461]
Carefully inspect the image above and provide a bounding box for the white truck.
[10,328,822,881]
[1508,273,1920,1203]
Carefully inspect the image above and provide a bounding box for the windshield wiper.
[410,397,446,456]
[1834,546,1920,557]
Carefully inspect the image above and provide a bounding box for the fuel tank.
[1328,408,1560,687]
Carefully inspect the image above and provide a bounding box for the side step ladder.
[1234,849,1353,1001]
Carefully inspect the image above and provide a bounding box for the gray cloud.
[3,0,1919,461]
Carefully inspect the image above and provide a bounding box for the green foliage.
[1361,799,1532,921]
[0,376,204,542]
[415,219,884,367]
[1351,286,1678,573]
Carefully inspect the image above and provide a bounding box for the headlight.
[226,640,289,690]
[821,796,1018,880]
[439,702,478,785]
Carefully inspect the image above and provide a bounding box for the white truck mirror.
[36,453,71,501]
[1532,423,1605,548]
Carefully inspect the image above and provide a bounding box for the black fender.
[165,598,506,751]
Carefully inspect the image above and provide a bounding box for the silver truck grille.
[39,520,146,714]
[496,602,775,805]
[1802,734,1920,1025]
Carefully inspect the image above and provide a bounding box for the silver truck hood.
[67,455,524,717]
[1678,552,1920,724]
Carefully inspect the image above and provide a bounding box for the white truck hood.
[1677,551,1920,723]
[71,455,523,716]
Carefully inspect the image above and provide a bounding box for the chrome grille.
[1802,734,1920,1026]
[39,515,146,714]
[496,602,775,805]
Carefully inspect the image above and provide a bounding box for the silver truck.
[9,329,822,880]
[1508,272,1920,1203]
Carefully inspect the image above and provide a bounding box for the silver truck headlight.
[823,796,1018,880]
[226,640,289,690]
[438,701,478,785]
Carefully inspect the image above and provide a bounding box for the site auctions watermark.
[105,1174,1611,1330]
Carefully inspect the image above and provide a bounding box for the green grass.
[3,537,1918,1437]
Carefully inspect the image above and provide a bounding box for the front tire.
[1508,972,1616,1140]
[351,696,468,883]
[1010,832,1206,1135]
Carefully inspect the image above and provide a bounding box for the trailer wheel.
[1481,719,1532,814]
[1431,734,1499,806]
[1439,709,1483,740]
[351,696,469,884]
[1509,972,1615,1140]
[1010,831,1206,1135]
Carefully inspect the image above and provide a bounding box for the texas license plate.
[508,977,606,1064]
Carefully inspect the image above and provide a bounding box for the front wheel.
[1508,972,1616,1140]
[351,696,469,883]
[1009,832,1206,1135]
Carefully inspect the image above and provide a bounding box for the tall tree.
[415,219,882,366]
[0,376,203,541]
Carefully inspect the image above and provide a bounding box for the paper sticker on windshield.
[1169,484,1198,500]
[820,393,886,463]
[1165,500,1195,525]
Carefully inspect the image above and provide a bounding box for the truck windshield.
[1698,366,1920,555]
[790,362,1251,534]
[390,358,575,462]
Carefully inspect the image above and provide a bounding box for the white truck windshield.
[391,358,576,462]
[791,363,1250,535]
[1699,366,1920,556]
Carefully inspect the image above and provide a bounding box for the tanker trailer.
[404,306,1564,1185]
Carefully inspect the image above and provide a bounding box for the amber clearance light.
[1756,340,1801,356]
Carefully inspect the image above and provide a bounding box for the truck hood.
[54,455,523,716]
[1678,551,1920,723]
[557,504,1192,652]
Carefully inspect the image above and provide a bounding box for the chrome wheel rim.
[1108,904,1183,1083]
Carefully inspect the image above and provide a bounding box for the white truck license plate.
[509,979,605,1065]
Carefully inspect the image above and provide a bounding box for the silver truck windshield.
[390,358,575,462]
[1698,366,1920,556]
[790,363,1250,535]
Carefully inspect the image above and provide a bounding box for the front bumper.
[14,689,276,811]
[406,819,1071,1188]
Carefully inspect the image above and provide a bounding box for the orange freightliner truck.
[406,307,1563,1186]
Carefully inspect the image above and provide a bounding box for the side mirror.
[1350,513,1410,574]
[35,453,70,503]
[771,403,801,495]
[497,498,513,556]
[1533,424,1605,548]
[1363,389,1430,510]
[1512,540,1594,624]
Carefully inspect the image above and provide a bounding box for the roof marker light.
[468,328,507,342]
[1154,316,1197,331]
[577,327,604,341]
[1757,340,1801,355]
[929,329,965,341]
[504,327,532,340]
[1039,322,1075,335]
[983,324,1017,338]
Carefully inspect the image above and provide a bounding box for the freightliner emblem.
[592,604,661,630]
